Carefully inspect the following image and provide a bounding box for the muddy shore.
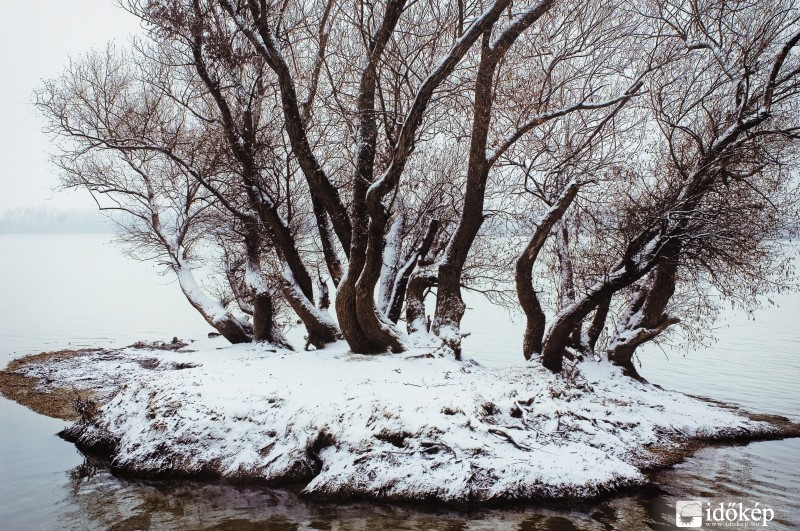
[0,350,98,421]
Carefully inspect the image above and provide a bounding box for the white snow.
[377,214,404,316]
[11,340,779,502]
[175,250,230,324]
[244,260,269,295]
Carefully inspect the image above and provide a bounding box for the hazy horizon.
[0,205,112,234]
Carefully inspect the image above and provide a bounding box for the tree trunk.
[540,237,671,372]
[311,193,344,286]
[555,221,583,350]
[432,32,496,358]
[541,288,614,372]
[252,291,274,341]
[335,150,376,350]
[317,274,330,310]
[433,267,468,359]
[517,262,547,361]
[345,0,542,354]
[335,171,383,351]
[243,222,292,349]
[188,33,338,350]
[585,294,611,353]
[251,291,293,349]
[555,222,576,309]
[431,2,556,354]
[335,1,406,354]
[515,182,579,361]
[607,261,679,377]
[385,219,439,324]
[227,1,354,251]
[336,266,382,352]
[406,269,436,334]
[378,214,405,316]
[252,200,340,348]
[355,206,408,352]
[175,258,252,344]
[210,317,254,344]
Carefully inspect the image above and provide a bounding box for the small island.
[2,341,797,503]
[4,0,800,522]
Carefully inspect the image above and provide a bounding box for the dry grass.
[0,349,98,421]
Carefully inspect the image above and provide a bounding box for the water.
[1,234,799,530]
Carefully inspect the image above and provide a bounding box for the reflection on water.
[651,439,800,530]
[0,395,84,530]
[40,441,797,531]
[1,235,799,530]
[39,459,674,530]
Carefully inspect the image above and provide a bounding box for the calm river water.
[1,234,798,530]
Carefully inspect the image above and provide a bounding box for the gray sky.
[0,1,141,210]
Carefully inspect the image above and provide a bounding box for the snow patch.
[13,342,777,502]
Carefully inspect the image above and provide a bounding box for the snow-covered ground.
[10,338,787,503]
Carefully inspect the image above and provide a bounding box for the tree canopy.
[38,0,800,376]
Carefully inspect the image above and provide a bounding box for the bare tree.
[535,0,800,373]
[39,0,800,372]
[37,49,258,343]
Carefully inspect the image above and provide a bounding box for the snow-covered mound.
[12,342,781,502]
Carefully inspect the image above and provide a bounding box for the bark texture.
[515,182,579,361]
[607,262,679,377]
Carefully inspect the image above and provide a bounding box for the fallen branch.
[488,428,532,451]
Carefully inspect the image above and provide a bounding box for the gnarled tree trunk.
[432,32,496,360]
[607,261,679,377]
[335,0,407,354]
[175,256,252,344]
[355,205,408,352]
[406,269,437,334]
[516,181,579,361]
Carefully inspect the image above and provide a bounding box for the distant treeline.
[0,207,112,234]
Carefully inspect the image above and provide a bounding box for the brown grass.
[0,349,98,421]
[634,410,800,471]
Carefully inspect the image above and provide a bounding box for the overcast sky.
[0,1,142,210]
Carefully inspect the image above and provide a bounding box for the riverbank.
[2,340,798,504]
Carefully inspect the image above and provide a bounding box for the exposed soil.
[128,338,189,351]
[636,394,800,469]
[0,349,99,421]
[0,343,192,421]
[635,414,800,473]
